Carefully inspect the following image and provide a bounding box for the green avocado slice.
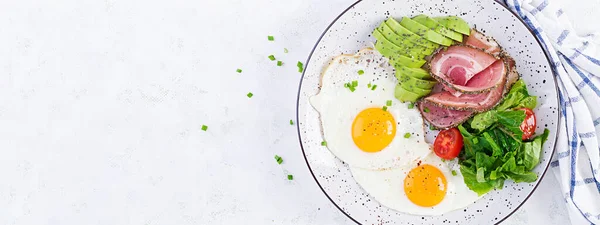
[399,17,453,46]
[376,22,436,56]
[384,18,439,50]
[395,72,437,89]
[374,41,426,68]
[412,15,463,42]
[395,84,421,103]
[395,64,431,79]
[400,82,432,96]
[434,16,470,35]
[372,28,428,60]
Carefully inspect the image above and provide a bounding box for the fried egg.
[310,48,431,170]
[350,154,482,215]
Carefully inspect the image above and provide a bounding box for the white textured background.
[0,0,585,224]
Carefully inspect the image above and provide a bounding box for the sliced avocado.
[376,23,436,56]
[390,53,426,68]
[374,42,426,68]
[396,72,437,89]
[434,16,470,35]
[399,17,453,46]
[395,64,431,79]
[372,28,428,59]
[412,15,463,42]
[395,84,421,103]
[400,82,432,96]
[384,18,440,50]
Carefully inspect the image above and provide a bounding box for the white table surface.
[0,0,583,224]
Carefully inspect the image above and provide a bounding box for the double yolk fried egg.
[310,48,481,215]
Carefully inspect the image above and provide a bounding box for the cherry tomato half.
[519,108,537,140]
[433,127,463,160]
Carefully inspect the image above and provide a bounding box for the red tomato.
[519,108,537,140]
[433,128,463,160]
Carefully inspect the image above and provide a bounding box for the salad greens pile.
[457,80,550,195]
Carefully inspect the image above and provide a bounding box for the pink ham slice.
[423,81,505,112]
[441,83,463,97]
[442,59,507,94]
[419,101,474,129]
[465,29,502,56]
[429,45,497,87]
[503,55,520,94]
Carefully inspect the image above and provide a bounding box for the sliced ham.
[503,55,520,94]
[423,81,505,112]
[465,29,501,56]
[429,45,497,87]
[419,101,474,129]
[441,83,463,97]
[444,59,508,94]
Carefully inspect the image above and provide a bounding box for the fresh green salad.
[457,80,550,195]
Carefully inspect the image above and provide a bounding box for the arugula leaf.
[475,152,496,170]
[495,80,535,111]
[460,165,494,196]
[496,110,526,137]
[483,132,504,157]
[476,167,486,183]
[470,110,496,131]
[507,170,538,182]
[470,110,525,135]
[458,125,477,159]
[517,96,537,109]
[496,92,526,111]
[521,129,550,170]
[509,79,528,95]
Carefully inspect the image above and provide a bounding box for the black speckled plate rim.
[294,0,561,224]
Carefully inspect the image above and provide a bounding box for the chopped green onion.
[408,102,415,109]
[429,124,436,130]
[289,120,294,125]
[349,86,356,92]
[236,69,242,73]
[386,100,392,106]
[287,174,294,180]
[277,61,283,66]
[358,70,365,75]
[423,107,430,113]
[247,92,254,98]
[371,84,377,90]
[201,125,208,131]
[367,83,372,88]
[268,36,274,41]
[344,83,350,88]
[321,141,327,146]
[452,170,457,176]
[351,80,358,87]
[284,48,289,53]
[297,61,304,73]
[441,159,446,162]
[268,55,276,61]
[382,106,388,111]
[404,132,411,138]
[274,155,283,164]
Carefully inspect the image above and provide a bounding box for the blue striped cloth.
[503,0,600,224]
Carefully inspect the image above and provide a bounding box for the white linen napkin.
[503,0,600,224]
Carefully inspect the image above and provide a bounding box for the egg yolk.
[351,107,396,153]
[404,164,447,207]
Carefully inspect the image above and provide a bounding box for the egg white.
[310,48,431,170]
[350,154,483,215]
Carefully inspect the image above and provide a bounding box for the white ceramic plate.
[296,0,560,224]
